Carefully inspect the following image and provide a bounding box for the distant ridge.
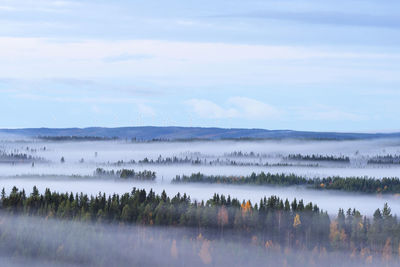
[1,126,400,141]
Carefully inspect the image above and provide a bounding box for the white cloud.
[186,99,238,119]
[0,37,398,85]
[137,103,156,117]
[0,0,80,13]
[187,99,366,122]
[0,5,15,11]
[90,105,102,114]
[13,93,150,104]
[293,105,366,121]
[186,97,279,119]
[102,53,154,63]
[228,97,279,118]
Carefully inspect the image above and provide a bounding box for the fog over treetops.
[1,138,400,215]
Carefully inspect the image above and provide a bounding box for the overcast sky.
[0,0,399,131]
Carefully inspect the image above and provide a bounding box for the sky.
[0,0,399,132]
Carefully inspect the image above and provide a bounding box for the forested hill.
[1,126,400,141]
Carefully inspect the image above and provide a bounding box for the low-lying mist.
[2,139,400,179]
[1,177,399,215]
[0,213,392,267]
[1,138,400,215]
[3,138,400,163]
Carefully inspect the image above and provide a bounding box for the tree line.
[287,154,350,162]
[0,151,46,163]
[172,172,311,186]
[38,136,118,141]
[367,155,400,164]
[1,186,400,257]
[172,172,400,194]
[94,168,156,180]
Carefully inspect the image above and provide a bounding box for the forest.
[172,172,400,194]
[287,154,350,162]
[94,168,156,180]
[108,156,319,167]
[1,186,399,260]
[0,151,46,164]
[367,155,400,164]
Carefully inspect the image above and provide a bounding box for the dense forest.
[287,154,350,162]
[108,156,314,167]
[1,186,400,260]
[367,155,400,164]
[172,172,400,194]
[0,151,46,164]
[2,215,388,267]
[134,156,274,167]
[224,151,274,158]
[94,168,156,180]
[172,172,311,186]
[138,156,202,165]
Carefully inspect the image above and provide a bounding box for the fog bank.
[0,214,391,267]
[1,177,399,216]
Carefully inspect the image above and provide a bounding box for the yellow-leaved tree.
[329,220,340,246]
[293,214,301,228]
[241,200,252,217]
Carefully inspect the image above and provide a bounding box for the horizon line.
[0,125,399,135]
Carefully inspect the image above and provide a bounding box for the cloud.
[187,99,366,122]
[13,93,150,105]
[293,105,367,121]
[90,105,102,114]
[0,0,80,13]
[137,103,156,117]
[103,53,154,63]
[0,5,16,11]
[186,97,279,119]
[212,10,400,29]
[186,99,238,119]
[0,37,399,89]
[228,97,279,118]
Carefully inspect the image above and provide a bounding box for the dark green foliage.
[316,176,400,193]
[0,151,45,163]
[0,186,328,249]
[94,168,156,180]
[172,172,400,194]
[172,172,311,186]
[287,154,350,162]
[368,154,400,164]
[331,204,400,255]
[1,187,400,256]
